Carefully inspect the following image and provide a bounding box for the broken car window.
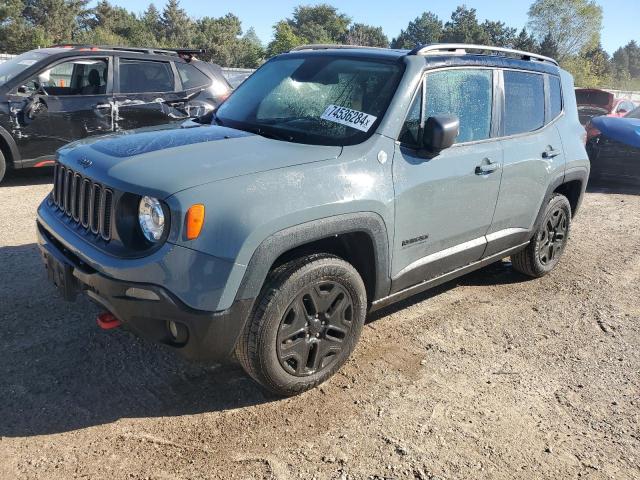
[215,56,404,146]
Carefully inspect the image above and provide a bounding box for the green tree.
[160,0,193,47]
[527,0,603,60]
[564,43,612,88]
[266,20,304,57]
[625,40,640,78]
[141,3,161,38]
[286,4,350,44]
[23,0,90,45]
[512,28,538,52]
[345,23,388,47]
[0,0,49,52]
[390,11,442,49]
[441,5,488,44]
[538,32,559,58]
[612,46,630,83]
[481,20,516,48]
[194,14,262,67]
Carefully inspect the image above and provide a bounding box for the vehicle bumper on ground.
[37,220,253,362]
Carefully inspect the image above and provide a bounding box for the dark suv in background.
[0,45,232,183]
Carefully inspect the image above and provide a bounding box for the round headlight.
[138,196,165,242]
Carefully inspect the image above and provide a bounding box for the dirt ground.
[0,169,638,480]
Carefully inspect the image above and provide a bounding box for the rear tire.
[511,193,571,278]
[236,254,367,396]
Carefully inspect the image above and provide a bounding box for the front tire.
[511,193,571,278]
[236,254,367,396]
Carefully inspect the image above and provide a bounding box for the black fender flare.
[235,212,391,304]
[532,166,589,232]
[0,124,20,167]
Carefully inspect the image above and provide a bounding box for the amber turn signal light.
[186,204,205,240]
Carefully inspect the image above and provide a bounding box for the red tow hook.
[97,312,122,330]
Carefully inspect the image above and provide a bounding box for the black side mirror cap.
[420,115,460,157]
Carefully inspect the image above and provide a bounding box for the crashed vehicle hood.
[56,123,343,198]
[591,116,640,149]
[575,88,615,112]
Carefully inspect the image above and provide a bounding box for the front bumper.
[37,221,253,362]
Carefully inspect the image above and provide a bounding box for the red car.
[576,88,636,124]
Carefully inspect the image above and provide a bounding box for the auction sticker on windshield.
[321,105,377,132]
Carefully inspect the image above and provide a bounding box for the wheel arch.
[533,166,589,231]
[234,213,391,306]
[0,124,20,168]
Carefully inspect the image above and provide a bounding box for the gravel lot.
[0,169,639,480]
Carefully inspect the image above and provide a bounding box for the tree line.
[0,0,638,90]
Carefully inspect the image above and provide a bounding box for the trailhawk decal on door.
[321,105,377,132]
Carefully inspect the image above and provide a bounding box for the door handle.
[542,148,561,159]
[475,160,500,175]
[95,103,111,109]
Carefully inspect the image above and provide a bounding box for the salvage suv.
[37,44,590,396]
[0,45,231,183]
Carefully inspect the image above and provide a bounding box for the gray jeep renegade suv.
[37,44,590,396]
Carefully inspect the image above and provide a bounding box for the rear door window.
[176,62,211,90]
[119,59,175,94]
[503,71,545,136]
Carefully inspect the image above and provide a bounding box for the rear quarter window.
[503,71,545,136]
[176,62,211,90]
[548,75,563,121]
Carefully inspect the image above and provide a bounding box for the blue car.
[587,106,640,184]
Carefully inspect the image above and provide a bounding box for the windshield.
[626,106,640,119]
[0,51,49,85]
[215,55,404,146]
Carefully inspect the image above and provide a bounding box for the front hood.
[591,116,640,149]
[57,123,342,198]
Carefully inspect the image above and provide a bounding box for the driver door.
[391,68,503,293]
[8,56,114,162]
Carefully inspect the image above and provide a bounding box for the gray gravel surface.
[1,169,639,479]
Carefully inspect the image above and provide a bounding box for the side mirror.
[420,115,460,156]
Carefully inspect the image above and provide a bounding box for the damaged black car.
[587,106,640,185]
[0,45,232,183]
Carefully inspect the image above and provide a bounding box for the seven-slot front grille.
[51,162,114,241]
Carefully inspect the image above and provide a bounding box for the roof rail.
[408,43,559,66]
[290,44,390,52]
[49,44,206,57]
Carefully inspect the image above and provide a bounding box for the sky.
[93,0,639,54]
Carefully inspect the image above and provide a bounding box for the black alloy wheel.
[537,206,568,265]
[511,193,572,278]
[276,281,354,376]
[235,254,367,396]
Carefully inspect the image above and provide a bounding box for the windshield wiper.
[245,126,294,142]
